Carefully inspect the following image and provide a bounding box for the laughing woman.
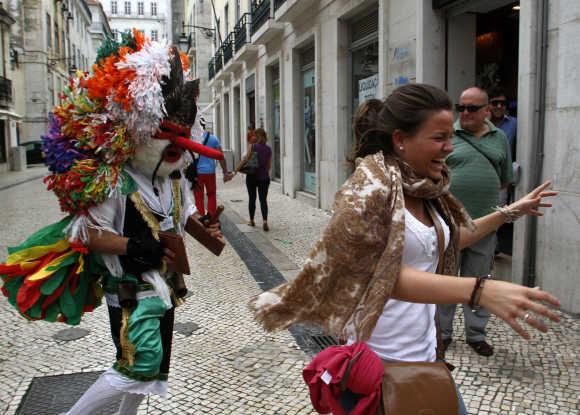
[251,84,559,414]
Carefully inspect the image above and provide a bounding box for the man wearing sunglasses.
[438,87,514,358]
[488,88,517,162]
[489,88,518,256]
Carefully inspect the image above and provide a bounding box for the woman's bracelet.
[469,275,491,308]
[493,205,523,223]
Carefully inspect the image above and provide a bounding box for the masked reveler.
[0,30,223,413]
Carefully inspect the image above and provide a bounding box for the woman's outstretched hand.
[510,180,558,217]
[479,280,560,340]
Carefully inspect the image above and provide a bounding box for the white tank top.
[364,207,450,362]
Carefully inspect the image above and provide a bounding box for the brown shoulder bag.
[380,202,458,415]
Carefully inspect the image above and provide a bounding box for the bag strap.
[193,132,211,166]
[455,134,501,182]
[425,202,447,362]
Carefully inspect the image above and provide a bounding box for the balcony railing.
[223,32,234,64]
[234,13,251,52]
[274,0,286,10]
[251,0,270,35]
[208,58,215,80]
[214,49,223,73]
[0,76,13,107]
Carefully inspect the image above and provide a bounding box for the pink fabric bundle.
[303,342,383,415]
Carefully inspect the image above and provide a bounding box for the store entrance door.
[446,1,520,262]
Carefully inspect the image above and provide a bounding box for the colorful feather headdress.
[41,29,220,241]
[0,31,221,324]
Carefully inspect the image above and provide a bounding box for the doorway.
[269,64,281,181]
[234,86,241,165]
[223,92,231,151]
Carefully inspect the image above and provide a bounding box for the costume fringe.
[120,307,136,366]
[129,192,161,240]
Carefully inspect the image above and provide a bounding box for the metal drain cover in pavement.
[52,327,90,342]
[174,321,200,336]
[16,371,121,415]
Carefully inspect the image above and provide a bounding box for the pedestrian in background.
[489,87,518,255]
[439,87,514,357]
[232,128,272,231]
[488,87,517,163]
[192,117,232,216]
[247,121,256,144]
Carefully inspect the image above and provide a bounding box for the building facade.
[87,0,113,66]
[182,0,215,131]
[207,0,579,314]
[103,0,171,43]
[7,0,93,151]
[0,3,17,173]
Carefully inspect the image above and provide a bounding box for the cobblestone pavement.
[0,169,578,414]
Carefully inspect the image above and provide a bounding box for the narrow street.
[0,168,578,414]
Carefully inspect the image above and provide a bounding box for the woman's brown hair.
[352,84,452,160]
[254,128,268,144]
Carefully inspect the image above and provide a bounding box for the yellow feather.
[27,250,76,282]
[6,240,70,265]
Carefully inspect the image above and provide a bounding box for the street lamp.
[178,21,215,53]
[47,57,77,75]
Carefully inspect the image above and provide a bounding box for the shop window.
[300,46,316,193]
[349,10,378,161]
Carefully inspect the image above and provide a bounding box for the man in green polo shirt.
[438,87,513,357]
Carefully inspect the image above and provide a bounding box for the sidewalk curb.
[0,175,45,192]
[220,208,337,356]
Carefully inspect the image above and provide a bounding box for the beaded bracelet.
[493,205,523,223]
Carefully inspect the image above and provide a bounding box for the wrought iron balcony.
[0,76,13,107]
[274,0,286,10]
[234,13,251,52]
[223,32,234,64]
[208,57,215,80]
[251,0,270,36]
[214,49,223,73]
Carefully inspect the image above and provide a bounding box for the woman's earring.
[399,146,404,151]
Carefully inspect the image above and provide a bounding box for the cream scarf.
[250,151,473,341]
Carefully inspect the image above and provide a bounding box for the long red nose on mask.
[156,120,224,160]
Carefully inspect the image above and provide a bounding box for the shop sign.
[358,74,379,102]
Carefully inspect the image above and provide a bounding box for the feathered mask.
[42,29,222,217]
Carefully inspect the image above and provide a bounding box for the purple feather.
[42,114,87,174]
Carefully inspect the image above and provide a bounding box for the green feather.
[27,301,43,319]
[40,266,69,296]
[45,302,60,322]
[59,280,78,320]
